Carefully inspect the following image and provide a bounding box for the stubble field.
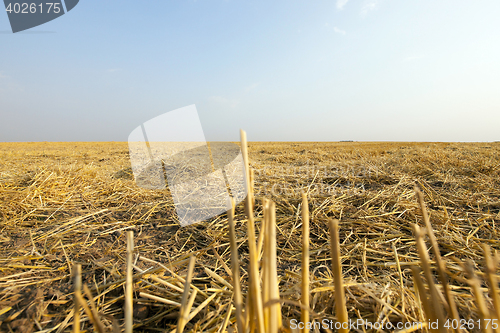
[1,141,500,332]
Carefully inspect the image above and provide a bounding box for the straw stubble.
[483,244,500,332]
[4,139,500,332]
[228,198,245,333]
[177,255,196,333]
[73,264,81,333]
[329,219,348,333]
[464,260,493,333]
[412,224,448,333]
[301,193,310,333]
[265,200,281,332]
[416,187,461,333]
[240,129,266,333]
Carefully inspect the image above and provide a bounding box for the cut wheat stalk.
[167,289,199,333]
[204,267,233,290]
[301,192,310,333]
[228,197,245,333]
[73,264,81,333]
[212,246,232,280]
[82,284,106,333]
[264,200,280,332]
[185,289,198,319]
[416,187,461,333]
[393,243,405,315]
[187,292,218,322]
[412,224,448,333]
[139,256,209,298]
[125,231,134,333]
[483,244,500,332]
[271,200,282,329]
[263,199,271,328]
[218,299,234,333]
[257,204,267,262]
[139,292,182,307]
[133,265,185,293]
[240,129,265,333]
[248,164,255,208]
[177,255,196,333]
[464,260,494,333]
[74,291,104,333]
[328,219,348,333]
[410,266,435,324]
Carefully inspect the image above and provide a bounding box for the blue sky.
[1,0,499,142]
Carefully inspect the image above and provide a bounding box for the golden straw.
[228,197,245,333]
[410,266,435,325]
[240,129,265,333]
[483,244,500,330]
[73,264,81,333]
[329,219,348,333]
[412,224,447,333]
[464,260,493,333]
[125,231,134,333]
[415,187,460,332]
[82,285,106,333]
[301,193,310,333]
[267,200,280,332]
[177,255,196,333]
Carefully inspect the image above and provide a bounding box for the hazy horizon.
[1,1,499,143]
[2,140,499,144]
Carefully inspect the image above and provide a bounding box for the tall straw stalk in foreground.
[301,193,310,333]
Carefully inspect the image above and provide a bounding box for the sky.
[1,0,499,142]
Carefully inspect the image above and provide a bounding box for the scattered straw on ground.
[1,141,499,332]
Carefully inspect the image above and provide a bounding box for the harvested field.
[1,140,500,332]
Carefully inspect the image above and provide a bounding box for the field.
[1,141,500,332]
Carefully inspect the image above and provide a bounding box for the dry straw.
[2,140,500,332]
[411,188,500,333]
[329,219,348,333]
[301,192,310,333]
[177,255,196,333]
[410,266,434,327]
[464,260,493,333]
[82,284,106,333]
[415,187,461,331]
[483,244,500,326]
[240,129,266,332]
[412,223,447,332]
[263,199,281,332]
[228,197,245,332]
[125,230,134,333]
[73,264,81,333]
